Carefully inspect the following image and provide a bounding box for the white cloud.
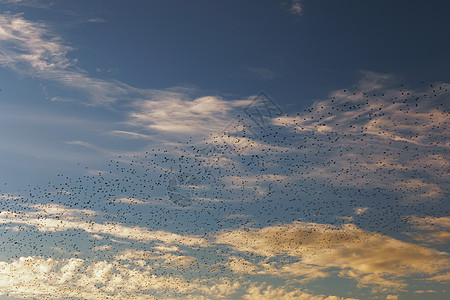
[0,256,204,299]
[0,204,208,247]
[0,12,197,107]
[0,12,281,142]
[128,96,253,136]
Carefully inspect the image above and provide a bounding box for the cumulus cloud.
[0,254,249,299]
[0,256,206,299]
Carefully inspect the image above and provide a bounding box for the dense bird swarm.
[0,84,449,299]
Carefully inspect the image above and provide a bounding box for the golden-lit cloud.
[242,283,358,300]
[406,216,450,244]
[216,221,450,291]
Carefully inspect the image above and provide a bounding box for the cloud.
[354,207,369,215]
[0,256,206,299]
[426,272,450,282]
[288,1,303,16]
[115,249,197,268]
[92,245,112,251]
[226,256,259,274]
[0,0,53,8]
[0,13,194,106]
[242,283,357,300]
[406,216,450,244]
[0,194,23,200]
[216,221,450,291]
[271,73,449,202]
[355,71,398,91]
[109,197,147,205]
[0,12,280,142]
[107,130,154,140]
[258,261,330,282]
[128,96,253,136]
[407,216,450,231]
[414,290,438,294]
[0,13,72,72]
[0,204,208,247]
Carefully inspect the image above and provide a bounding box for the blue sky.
[0,1,449,299]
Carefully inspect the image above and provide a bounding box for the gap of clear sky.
[0,1,449,299]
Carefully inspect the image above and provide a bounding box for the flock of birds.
[0,84,448,298]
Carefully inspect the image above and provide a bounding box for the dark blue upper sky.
[9,0,448,104]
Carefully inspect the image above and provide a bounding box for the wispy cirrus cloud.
[0,13,193,106]
[0,11,262,143]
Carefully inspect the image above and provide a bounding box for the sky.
[0,0,449,299]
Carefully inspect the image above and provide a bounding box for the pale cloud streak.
[0,204,208,247]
